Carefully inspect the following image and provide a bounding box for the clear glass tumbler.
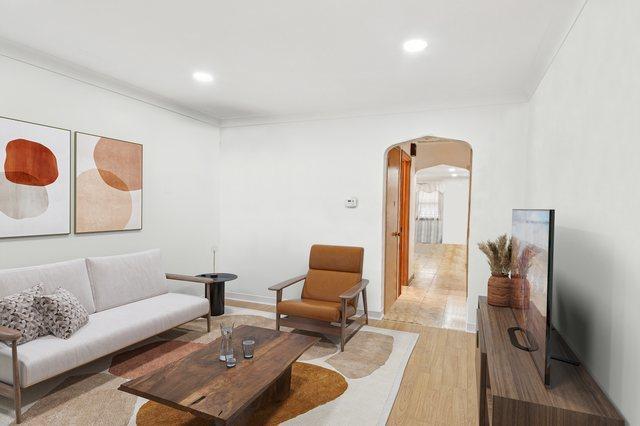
[225,353,237,368]
[242,337,256,359]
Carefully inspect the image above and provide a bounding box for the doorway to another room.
[383,137,472,331]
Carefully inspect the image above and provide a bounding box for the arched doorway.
[383,136,472,330]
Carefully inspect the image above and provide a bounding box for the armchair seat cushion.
[277,298,356,323]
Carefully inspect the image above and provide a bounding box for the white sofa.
[0,249,211,423]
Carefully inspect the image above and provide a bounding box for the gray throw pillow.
[35,288,89,339]
[0,284,46,345]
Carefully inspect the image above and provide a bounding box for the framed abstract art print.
[0,116,71,238]
[75,132,142,233]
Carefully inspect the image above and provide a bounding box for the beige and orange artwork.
[0,117,71,238]
[75,133,142,233]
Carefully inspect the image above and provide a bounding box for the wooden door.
[384,147,401,312]
[399,151,411,287]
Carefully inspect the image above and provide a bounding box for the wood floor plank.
[227,299,478,425]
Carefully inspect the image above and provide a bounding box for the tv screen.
[510,209,555,386]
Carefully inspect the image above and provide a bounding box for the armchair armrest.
[340,279,369,300]
[268,274,307,291]
[0,326,21,342]
[165,273,214,284]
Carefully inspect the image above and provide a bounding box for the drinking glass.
[242,337,256,359]
[219,321,234,361]
[225,353,237,368]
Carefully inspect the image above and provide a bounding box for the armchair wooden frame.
[269,275,369,351]
[0,273,211,424]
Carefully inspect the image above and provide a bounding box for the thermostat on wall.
[345,197,358,208]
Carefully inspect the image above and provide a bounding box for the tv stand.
[476,297,623,425]
[507,326,539,352]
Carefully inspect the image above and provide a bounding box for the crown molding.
[219,97,528,128]
[0,37,221,127]
[524,0,589,99]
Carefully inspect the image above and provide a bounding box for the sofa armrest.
[0,326,21,342]
[339,279,369,300]
[268,274,307,292]
[165,273,214,284]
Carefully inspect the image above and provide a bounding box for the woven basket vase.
[511,276,531,309]
[487,275,512,307]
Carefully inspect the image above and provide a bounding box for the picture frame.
[0,115,71,239]
[74,132,143,234]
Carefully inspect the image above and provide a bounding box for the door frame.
[383,147,402,313]
[382,137,473,315]
[399,151,412,288]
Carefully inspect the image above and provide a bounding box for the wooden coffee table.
[119,325,318,425]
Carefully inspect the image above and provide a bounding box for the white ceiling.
[0,0,585,125]
[417,165,469,182]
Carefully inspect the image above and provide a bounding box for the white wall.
[220,103,529,316]
[0,56,221,296]
[526,0,639,422]
[440,178,470,244]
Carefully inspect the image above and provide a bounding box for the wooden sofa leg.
[206,311,211,333]
[12,341,21,424]
[14,386,21,424]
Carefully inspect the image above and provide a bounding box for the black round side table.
[196,273,238,316]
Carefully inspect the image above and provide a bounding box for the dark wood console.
[476,296,624,425]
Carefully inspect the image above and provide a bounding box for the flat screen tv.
[510,209,555,386]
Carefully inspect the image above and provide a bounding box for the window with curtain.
[415,188,443,244]
[417,190,441,219]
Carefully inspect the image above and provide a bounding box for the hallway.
[384,244,468,330]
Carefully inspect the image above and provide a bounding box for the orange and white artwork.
[75,132,142,233]
[0,116,71,238]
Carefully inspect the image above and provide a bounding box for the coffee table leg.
[210,282,226,316]
[228,365,293,424]
[272,365,292,402]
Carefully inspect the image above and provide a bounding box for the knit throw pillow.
[0,284,46,345]
[35,288,89,339]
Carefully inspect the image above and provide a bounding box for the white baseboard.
[359,309,384,320]
[226,291,275,306]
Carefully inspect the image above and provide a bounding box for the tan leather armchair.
[269,244,368,351]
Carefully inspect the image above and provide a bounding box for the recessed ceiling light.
[192,71,214,83]
[403,39,428,53]
[448,167,456,172]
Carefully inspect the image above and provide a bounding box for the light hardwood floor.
[226,299,478,425]
[385,244,468,330]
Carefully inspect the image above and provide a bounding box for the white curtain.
[415,183,444,244]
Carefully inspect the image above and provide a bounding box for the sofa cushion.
[0,284,46,345]
[35,287,89,339]
[0,293,209,387]
[86,249,169,312]
[0,259,96,314]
